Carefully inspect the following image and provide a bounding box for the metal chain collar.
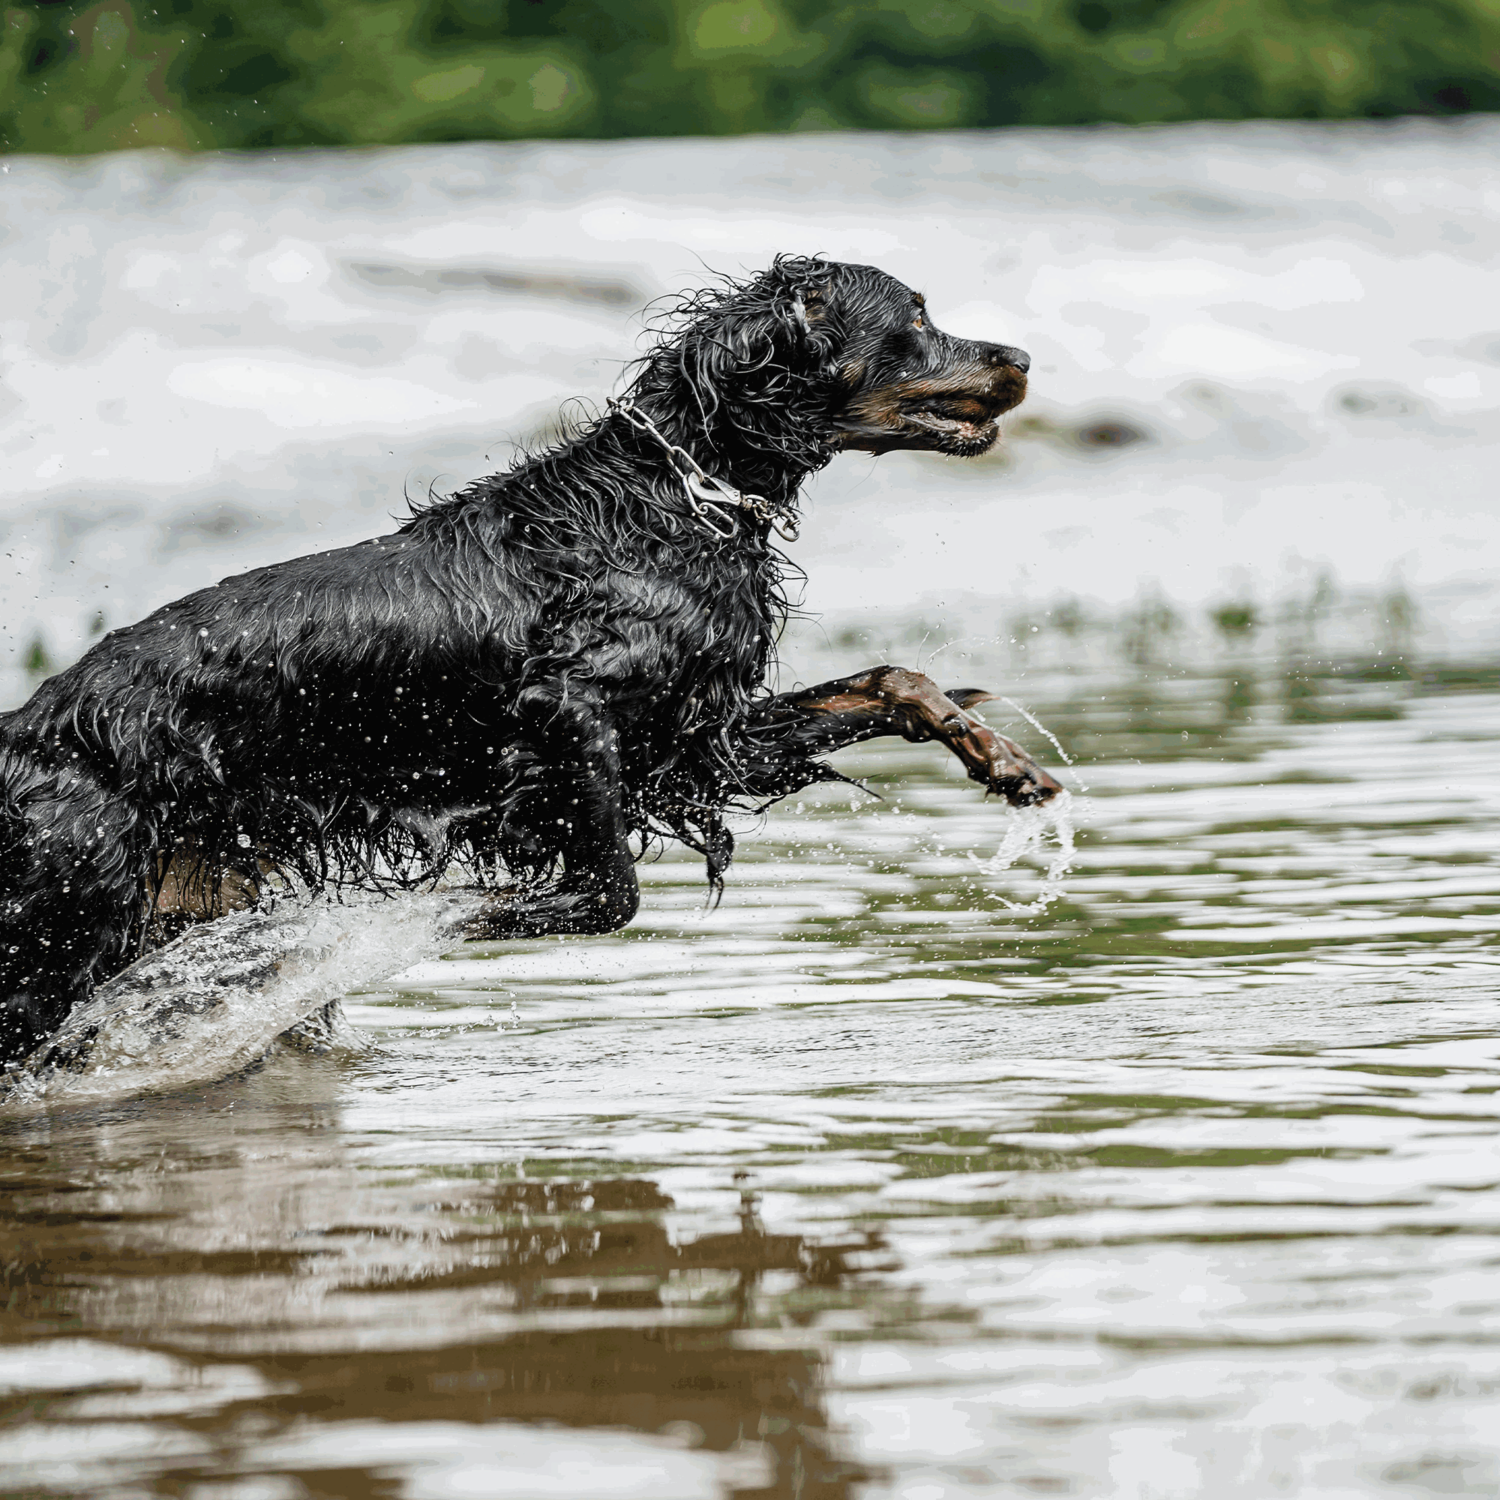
[607,398,800,543]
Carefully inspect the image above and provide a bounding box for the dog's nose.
[988,343,1030,374]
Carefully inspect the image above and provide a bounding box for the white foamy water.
[976,788,1078,912]
[0,887,487,1109]
[2,119,1499,693]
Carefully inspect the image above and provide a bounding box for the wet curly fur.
[0,255,1036,1064]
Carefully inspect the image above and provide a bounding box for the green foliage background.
[3,0,1498,153]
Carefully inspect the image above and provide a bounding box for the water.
[5,654,1500,1498]
[1,889,488,1108]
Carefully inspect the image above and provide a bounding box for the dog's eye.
[912,313,925,330]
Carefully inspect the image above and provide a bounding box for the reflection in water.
[1,1098,875,1497]
[5,655,1500,1497]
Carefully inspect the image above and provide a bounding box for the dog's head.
[636,256,1028,471]
[808,261,1030,458]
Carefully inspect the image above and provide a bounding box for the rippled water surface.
[5,657,1500,1498]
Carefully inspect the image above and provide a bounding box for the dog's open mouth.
[833,375,1027,456]
[903,393,1004,445]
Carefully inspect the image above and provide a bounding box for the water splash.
[973,789,1078,914]
[996,695,1087,791]
[1,887,490,1111]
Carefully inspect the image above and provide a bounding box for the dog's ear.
[677,286,828,416]
[676,305,780,427]
[659,259,842,454]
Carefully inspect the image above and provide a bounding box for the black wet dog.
[0,255,1058,1063]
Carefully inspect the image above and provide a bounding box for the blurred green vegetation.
[2,0,1498,153]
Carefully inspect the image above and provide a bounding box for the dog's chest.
[597,544,779,733]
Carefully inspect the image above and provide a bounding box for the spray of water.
[971,789,1077,913]
[996,696,1088,791]
[1,887,490,1111]
[953,693,1082,913]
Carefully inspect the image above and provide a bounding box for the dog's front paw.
[943,690,1063,806]
[975,726,1063,805]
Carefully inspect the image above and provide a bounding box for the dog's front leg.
[462,692,640,942]
[743,665,1062,805]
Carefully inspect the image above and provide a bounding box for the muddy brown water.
[3,656,1500,1498]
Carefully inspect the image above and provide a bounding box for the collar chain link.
[607,398,800,543]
